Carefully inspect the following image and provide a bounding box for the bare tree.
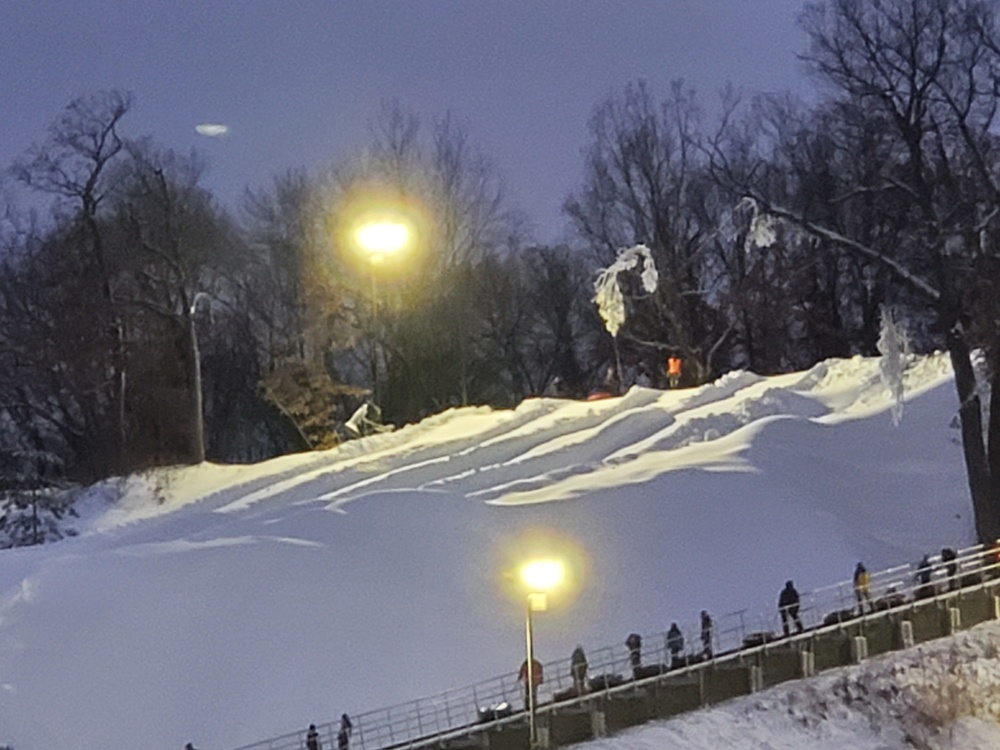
[566,80,731,385]
[749,0,1000,542]
[10,90,132,472]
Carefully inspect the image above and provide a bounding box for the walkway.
[232,543,999,750]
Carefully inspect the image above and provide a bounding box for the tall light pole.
[354,218,410,410]
[185,291,212,464]
[519,558,565,748]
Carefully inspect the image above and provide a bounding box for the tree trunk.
[947,327,999,543]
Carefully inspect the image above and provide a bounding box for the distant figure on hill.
[184,744,197,750]
[338,713,353,750]
[700,610,714,658]
[626,632,643,669]
[667,354,683,388]
[853,562,872,614]
[666,622,684,658]
[570,645,588,694]
[941,547,959,590]
[306,724,321,750]
[778,580,803,636]
[518,657,543,711]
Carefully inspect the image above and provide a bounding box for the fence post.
[899,620,915,649]
[590,708,607,738]
[948,607,961,635]
[800,649,815,678]
[850,635,868,663]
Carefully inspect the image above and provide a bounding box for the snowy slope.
[583,620,1000,750]
[0,353,980,750]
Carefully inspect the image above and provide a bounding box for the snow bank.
[583,621,1000,750]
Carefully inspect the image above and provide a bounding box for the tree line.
[1,0,999,542]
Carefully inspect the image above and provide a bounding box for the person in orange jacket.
[667,354,682,388]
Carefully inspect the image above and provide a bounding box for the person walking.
[915,554,934,599]
[570,645,588,695]
[625,632,643,671]
[666,622,684,661]
[337,713,353,750]
[778,580,804,636]
[853,562,872,614]
[306,724,321,750]
[700,610,714,658]
[941,547,958,590]
[518,657,543,711]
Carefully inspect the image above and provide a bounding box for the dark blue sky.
[2,1,810,243]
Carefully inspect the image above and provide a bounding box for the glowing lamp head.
[355,219,410,257]
[520,558,565,593]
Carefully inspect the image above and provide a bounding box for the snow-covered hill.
[0,353,982,749]
[583,620,1000,750]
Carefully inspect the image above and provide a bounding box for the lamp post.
[185,291,212,464]
[519,558,565,748]
[354,219,410,409]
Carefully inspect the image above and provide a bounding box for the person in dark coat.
[941,547,958,590]
[337,714,353,750]
[625,633,642,670]
[306,724,321,750]
[778,580,803,636]
[666,622,684,657]
[700,611,713,658]
[570,645,588,695]
[915,554,934,599]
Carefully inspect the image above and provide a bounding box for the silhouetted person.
[307,724,321,750]
[338,713,353,750]
[185,744,197,750]
[778,580,803,636]
[915,554,934,599]
[626,632,642,670]
[853,562,872,614]
[700,610,713,658]
[666,622,684,658]
[941,547,958,590]
[570,645,588,695]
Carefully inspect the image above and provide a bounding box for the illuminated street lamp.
[519,558,565,747]
[353,217,410,408]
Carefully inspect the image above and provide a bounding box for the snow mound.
[583,621,1000,750]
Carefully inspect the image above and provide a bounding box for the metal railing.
[231,543,1000,750]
